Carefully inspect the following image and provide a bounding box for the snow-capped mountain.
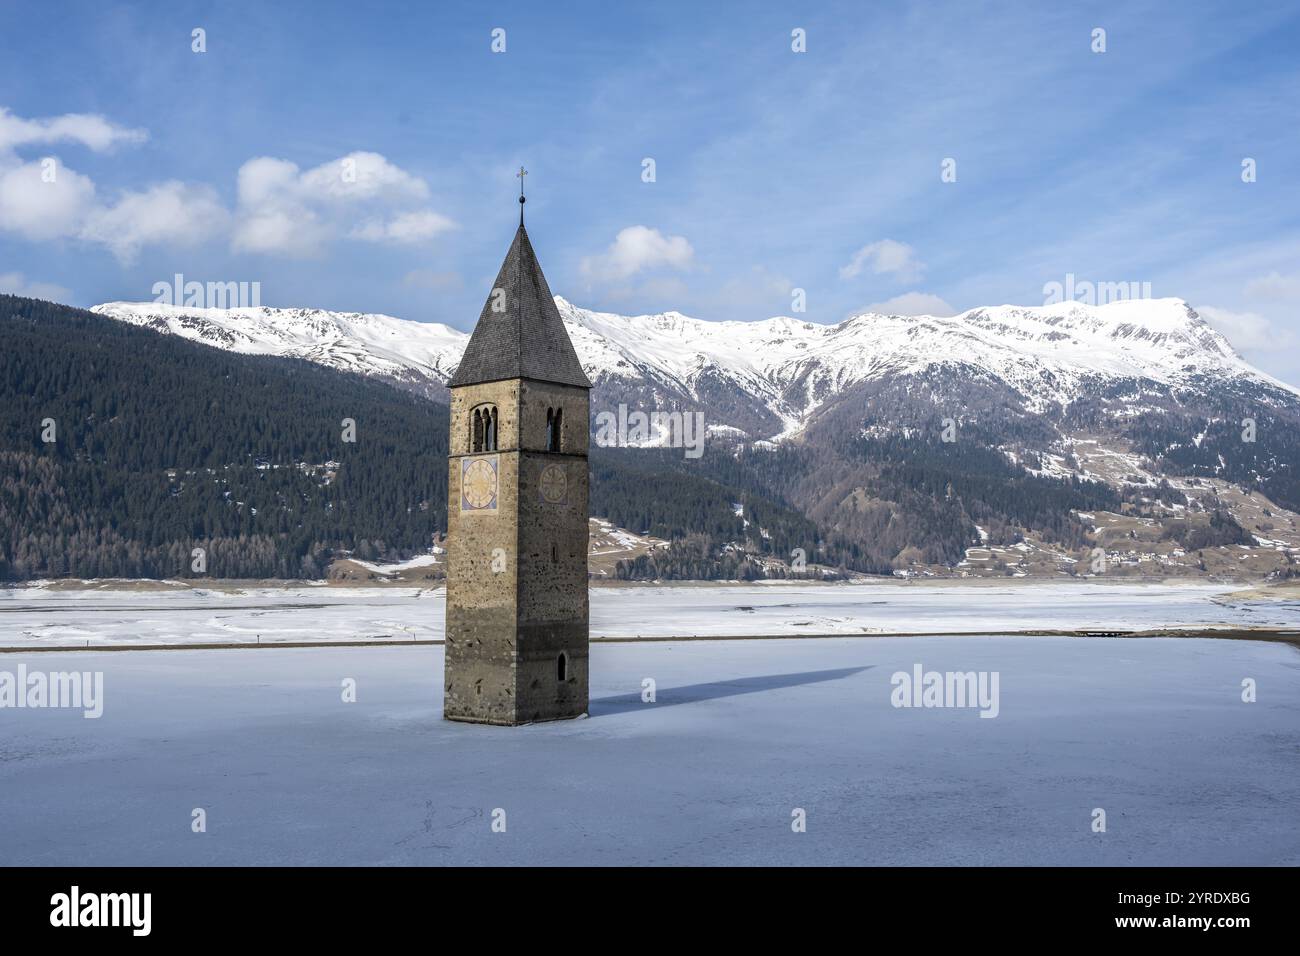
[560,296,1300,438]
[91,296,1299,440]
[50,293,1300,579]
[91,302,465,403]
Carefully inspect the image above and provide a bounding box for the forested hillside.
[1,295,447,579]
[4,295,1285,582]
[590,447,880,578]
[1,296,812,581]
[606,426,1123,576]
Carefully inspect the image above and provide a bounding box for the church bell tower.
[443,172,591,725]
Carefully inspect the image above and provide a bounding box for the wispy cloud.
[0,106,145,157]
[580,226,694,283]
[840,239,924,283]
[1198,305,1292,352]
[861,291,955,317]
[352,210,456,244]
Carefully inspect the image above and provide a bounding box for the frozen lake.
[1,635,1297,865]
[2,581,1298,647]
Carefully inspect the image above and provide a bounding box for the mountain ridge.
[7,293,1300,580]
[92,295,1299,444]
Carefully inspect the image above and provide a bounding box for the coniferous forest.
[2,295,447,579]
[3,294,1208,582]
[1,296,828,580]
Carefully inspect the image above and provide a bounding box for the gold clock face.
[539,463,567,504]
[461,456,498,511]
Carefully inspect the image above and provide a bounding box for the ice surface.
[2,582,1298,648]
[1,636,1296,865]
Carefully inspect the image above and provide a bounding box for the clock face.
[461,456,498,512]
[539,463,568,504]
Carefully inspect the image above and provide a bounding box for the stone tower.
[443,216,591,725]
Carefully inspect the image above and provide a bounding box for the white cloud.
[0,108,453,263]
[840,239,924,282]
[0,108,219,262]
[300,151,429,203]
[234,208,324,257]
[234,156,302,208]
[0,106,145,157]
[0,164,226,264]
[232,157,331,256]
[80,181,229,263]
[0,271,72,302]
[862,291,956,316]
[1194,270,1300,357]
[581,225,694,282]
[1242,271,1300,302]
[0,160,97,241]
[352,210,456,244]
[233,151,452,256]
[1198,305,1295,352]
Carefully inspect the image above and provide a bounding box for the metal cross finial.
[517,166,528,225]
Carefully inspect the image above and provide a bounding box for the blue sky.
[3,0,1300,382]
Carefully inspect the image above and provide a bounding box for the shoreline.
[3,624,1298,654]
[3,575,1290,592]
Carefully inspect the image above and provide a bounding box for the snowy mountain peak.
[91,300,466,401]
[554,295,1295,424]
[92,293,1297,440]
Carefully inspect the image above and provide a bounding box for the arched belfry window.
[471,405,498,453]
[546,407,562,452]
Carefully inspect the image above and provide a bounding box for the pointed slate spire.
[448,224,591,389]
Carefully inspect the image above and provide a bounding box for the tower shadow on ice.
[588,666,872,717]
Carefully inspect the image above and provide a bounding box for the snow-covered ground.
[1,581,1297,648]
[345,553,441,574]
[587,581,1300,636]
[1,636,1296,865]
